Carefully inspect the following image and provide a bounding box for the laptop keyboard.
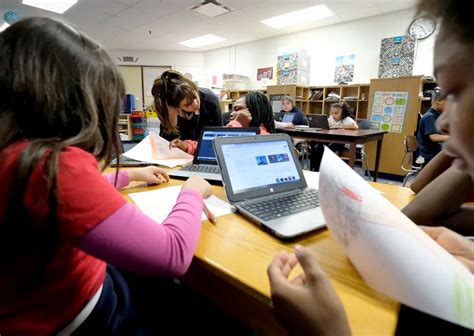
[241,189,319,221]
[181,164,220,174]
[110,156,153,166]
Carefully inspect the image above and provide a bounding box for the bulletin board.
[370,91,408,133]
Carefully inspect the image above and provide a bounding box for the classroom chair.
[401,135,422,186]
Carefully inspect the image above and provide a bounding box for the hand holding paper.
[318,148,473,329]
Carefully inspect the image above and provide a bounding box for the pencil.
[203,202,217,225]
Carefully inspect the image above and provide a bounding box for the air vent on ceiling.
[189,1,233,18]
[117,56,139,63]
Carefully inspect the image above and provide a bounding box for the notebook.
[281,112,295,123]
[168,127,260,182]
[213,134,325,239]
[307,114,330,130]
[110,141,157,167]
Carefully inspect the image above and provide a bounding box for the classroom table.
[119,172,414,336]
[277,128,387,182]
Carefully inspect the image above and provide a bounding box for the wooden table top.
[118,170,415,335]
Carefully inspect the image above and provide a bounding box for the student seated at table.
[227,91,276,134]
[328,102,359,130]
[0,17,213,335]
[268,0,474,334]
[416,89,448,167]
[309,103,359,171]
[281,96,308,126]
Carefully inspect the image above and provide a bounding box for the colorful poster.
[334,54,355,83]
[370,91,408,133]
[378,35,416,78]
[257,67,273,81]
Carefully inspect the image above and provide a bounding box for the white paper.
[319,148,474,329]
[303,170,319,189]
[129,185,232,223]
[123,134,193,168]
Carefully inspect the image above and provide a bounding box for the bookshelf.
[118,114,131,140]
[266,84,310,113]
[225,89,267,111]
[308,84,370,119]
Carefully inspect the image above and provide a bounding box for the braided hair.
[245,91,275,133]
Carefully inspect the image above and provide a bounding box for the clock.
[408,16,436,39]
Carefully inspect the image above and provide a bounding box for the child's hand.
[182,176,212,199]
[170,138,188,152]
[127,166,170,185]
[421,226,474,272]
[231,109,252,127]
[268,246,351,336]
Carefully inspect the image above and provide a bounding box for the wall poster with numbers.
[370,91,408,133]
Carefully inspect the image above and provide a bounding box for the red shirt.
[0,142,126,335]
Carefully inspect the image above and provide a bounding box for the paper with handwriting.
[129,185,232,223]
[123,134,193,168]
[319,148,473,329]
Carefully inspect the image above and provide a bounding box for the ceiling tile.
[1,0,417,51]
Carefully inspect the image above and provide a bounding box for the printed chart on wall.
[370,91,408,133]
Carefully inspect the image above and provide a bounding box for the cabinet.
[364,75,435,176]
[307,84,370,119]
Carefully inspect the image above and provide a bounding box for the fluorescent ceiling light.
[179,34,225,48]
[0,22,9,32]
[261,4,334,29]
[22,0,78,14]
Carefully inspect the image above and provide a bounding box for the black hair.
[245,92,275,133]
[152,70,199,135]
[331,102,354,120]
[0,17,124,290]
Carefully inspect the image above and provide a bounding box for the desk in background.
[277,128,387,182]
[119,170,414,336]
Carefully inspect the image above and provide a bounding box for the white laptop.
[169,127,260,182]
[213,134,325,239]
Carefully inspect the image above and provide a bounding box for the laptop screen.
[220,139,301,194]
[196,129,258,162]
[282,113,295,123]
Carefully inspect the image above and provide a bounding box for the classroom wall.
[204,9,437,89]
[107,49,206,85]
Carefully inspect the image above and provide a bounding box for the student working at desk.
[0,18,213,335]
[309,102,359,171]
[281,96,308,126]
[227,91,276,134]
[268,0,474,333]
